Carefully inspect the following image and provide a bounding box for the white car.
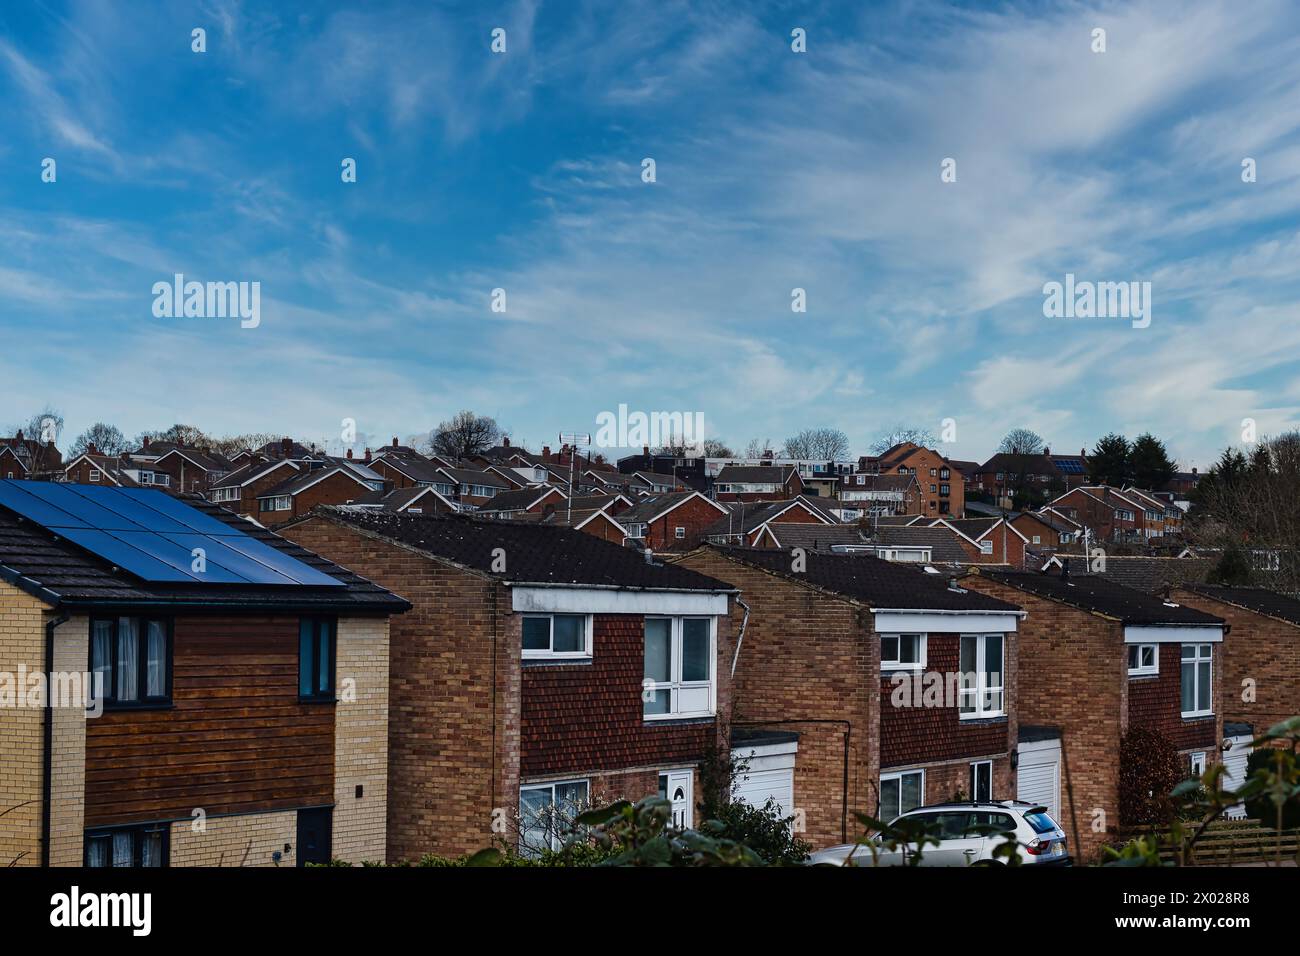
[810,800,1071,867]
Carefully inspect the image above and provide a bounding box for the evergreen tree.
[1088,433,1131,485]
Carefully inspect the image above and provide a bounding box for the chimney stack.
[346,448,354,460]
[14,429,23,442]
[363,447,372,464]
[281,437,293,457]
[392,437,399,448]
[542,445,551,461]
[88,442,98,456]
[503,436,510,448]
[643,445,649,457]
[142,436,150,450]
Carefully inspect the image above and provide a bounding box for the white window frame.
[979,540,993,554]
[958,633,1005,720]
[89,470,100,482]
[1181,643,1214,717]
[518,779,590,853]
[674,526,686,539]
[879,769,925,823]
[1189,752,1207,776]
[1128,643,1159,677]
[643,616,716,721]
[521,613,593,660]
[880,633,926,671]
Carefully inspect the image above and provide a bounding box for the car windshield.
[1024,811,1059,834]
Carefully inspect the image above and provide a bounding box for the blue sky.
[2,0,1299,469]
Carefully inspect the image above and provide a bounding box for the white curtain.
[145,621,166,697]
[116,617,138,702]
[112,831,132,867]
[142,829,163,867]
[91,620,113,700]
[86,836,109,867]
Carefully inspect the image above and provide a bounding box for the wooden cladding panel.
[84,615,335,827]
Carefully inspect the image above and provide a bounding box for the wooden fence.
[1117,819,1300,865]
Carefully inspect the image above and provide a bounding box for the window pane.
[116,618,139,702]
[682,619,709,681]
[91,620,112,699]
[1143,646,1155,668]
[317,625,331,695]
[880,778,900,822]
[146,621,166,697]
[519,787,553,854]
[900,773,923,815]
[112,831,133,867]
[299,621,314,697]
[1181,644,1194,660]
[985,636,1003,688]
[555,781,588,814]
[643,689,671,715]
[644,619,671,682]
[142,829,164,867]
[86,835,110,868]
[960,636,976,675]
[1181,662,1195,712]
[552,615,584,653]
[1198,661,1211,711]
[899,635,919,665]
[881,636,898,663]
[522,617,550,651]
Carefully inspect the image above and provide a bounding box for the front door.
[659,770,694,829]
[297,808,333,867]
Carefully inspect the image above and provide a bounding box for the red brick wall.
[521,613,729,777]
[1126,642,1220,751]
[963,574,1122,863]
[278,517,516,861]
[880,634,1012,768]
[672,548,876,848]
[1171,589,1294,736]
[371,459,415,489]
[260,472,371,526]
[645,497,728,551]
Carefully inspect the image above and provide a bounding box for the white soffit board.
[1124,625,1224,644]
[511,586,728,616]
[873,611,1020,634]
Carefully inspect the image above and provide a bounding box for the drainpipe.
[41,611,69,867]
[729,597,751,678]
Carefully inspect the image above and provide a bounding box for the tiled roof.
[621,491,717,524]
[1179,584,1300,628]
[0,495,408,612]
[259,465,372,498]
[437,466,511,489]
[871,525,970,562]
[308,510,735,591]
[702,498,831,537]
[939,517,1001,540]
[479,487,563,513]
[1045,555,1213,593]
[375,453,446,484]
[976,568,1222,625]
[710,547,1021,612]
[761,523,864,550]
[210,457,297,489]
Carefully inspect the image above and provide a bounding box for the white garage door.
[735,768,794,815]
[1017,738,1061,820]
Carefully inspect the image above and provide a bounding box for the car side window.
[932,812,975,839]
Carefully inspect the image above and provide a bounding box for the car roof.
[904,800,1046,813]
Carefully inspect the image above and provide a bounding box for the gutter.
[872,607,1028,618]
[41,610,70,867]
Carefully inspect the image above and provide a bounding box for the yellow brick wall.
[332,616,390,864]
[169,809,299,867]
[49,615,88,866]
[0,582,53,867]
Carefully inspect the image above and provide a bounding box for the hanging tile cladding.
[879,633,1010,768]
[520,614,715,776]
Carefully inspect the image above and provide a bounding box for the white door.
[661,770,693,829]
[1017,738,1062,820]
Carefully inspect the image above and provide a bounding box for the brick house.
[963,565,1225,862]
[931,517,1028,566]
[434,466,512,508]
[254,464,386,527]
[619,491,730,551]
[369,451,447,491]
[207,457,302,517]
[278,509,736,860]
[838,473,922,517]
[0,430,63,479]
[701,497,835,548]
[478,486,567,519]
[150,446,232,493]
[1171,585,1300,741]
[712,465,804,502]
[859,443,965,518]
[1011,509,1081,550]
[1049,486,1145,543]
[63,452,144,489]
[672,546,1023,849]
[0,480,408,868]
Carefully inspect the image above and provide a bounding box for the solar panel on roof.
[0,480,343,587]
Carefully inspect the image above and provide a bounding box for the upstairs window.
[299,618,336,701]
[1181,644,1213,717]
[522,614,592,660]
[959,634,1004,719]
[90,617,171,707]
[1127,643,1158,677]
[643,617,714,719]
[85,824,168,867]
[880,633,925,670]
